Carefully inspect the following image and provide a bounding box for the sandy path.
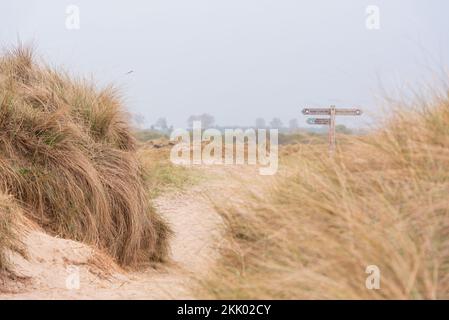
[0,166,235,299]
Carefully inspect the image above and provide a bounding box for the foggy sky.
[1,0,449,128]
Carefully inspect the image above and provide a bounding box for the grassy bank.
[200,91,449,299]
[0,46,170,269]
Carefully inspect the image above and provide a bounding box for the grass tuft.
[0,45,170,268]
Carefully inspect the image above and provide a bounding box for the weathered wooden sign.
[302,108,330,115]
[306,118,330,125]
[302,108,362,116]
[302,105,363,154]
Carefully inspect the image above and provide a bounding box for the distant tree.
[336,124,352,134]
[187,116,195,129]
[154,117,168,131]
[269,117,283,129]
[187,113,215,128]
[201,114,215,128]
[288,118,299,131]
[255,118,266,128]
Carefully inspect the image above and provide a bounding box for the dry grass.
[200,90,449,299]
[0,192,25,272]
[138,144,197,199]
[0,45,170,268]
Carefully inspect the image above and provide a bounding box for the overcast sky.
[1,0,449,128]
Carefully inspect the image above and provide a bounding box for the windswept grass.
[0,192,25,272]
[0,45,170,268]
[200,90,449,299]
[138,144,199,199]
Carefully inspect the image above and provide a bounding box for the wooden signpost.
[302,106,363,155]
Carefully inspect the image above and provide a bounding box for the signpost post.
[302,106,362,155]
[329,106,336,154]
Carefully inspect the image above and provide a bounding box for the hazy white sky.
[1,0,449,128]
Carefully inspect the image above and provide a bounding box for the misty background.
[1,0,448,129]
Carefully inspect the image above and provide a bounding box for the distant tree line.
[133,113,351,135]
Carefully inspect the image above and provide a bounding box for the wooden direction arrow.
[335,108,363,116]
[302,108,362,116]
[302,108,331,115]
[306,118,330,125]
